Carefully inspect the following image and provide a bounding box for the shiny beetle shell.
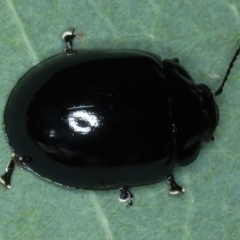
[4,49,219,189]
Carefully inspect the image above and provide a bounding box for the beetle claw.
[0,154,16,189]
[119,187,133,206]
[166,174,185,195]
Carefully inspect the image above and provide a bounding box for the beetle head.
[196,84,219,142]
[197,44,240,142]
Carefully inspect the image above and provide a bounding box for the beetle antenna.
[214,45,240,96]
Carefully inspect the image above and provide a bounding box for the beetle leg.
[165,174,185,195]
[173,58,180,63]
[62,28,76,55]
[0,154,16,189]
[119,187,133,206]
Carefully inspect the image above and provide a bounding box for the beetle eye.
[196,84,212,96]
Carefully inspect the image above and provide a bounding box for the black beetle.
[1,29,239,205]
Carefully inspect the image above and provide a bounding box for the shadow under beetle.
[1,29,240,206]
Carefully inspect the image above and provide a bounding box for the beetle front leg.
[0,154,16,189]
[119,187,133,206]
[165,174,185,195]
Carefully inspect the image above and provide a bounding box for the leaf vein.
[89,191,114,240]
[6,0,39,63]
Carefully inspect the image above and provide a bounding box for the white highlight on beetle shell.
[49,130,56,138]
[67,110,100,134]
[67,105,95,110]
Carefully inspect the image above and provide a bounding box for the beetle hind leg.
[119,187,133,206]
[165,174,185,195]
[0,154,16,189]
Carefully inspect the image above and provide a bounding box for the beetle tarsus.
[166,174,185,195]
[0,154,16,189]
[62,28,76,55]
[119,187,133,206]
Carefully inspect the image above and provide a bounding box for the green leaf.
[0,1,240,239]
